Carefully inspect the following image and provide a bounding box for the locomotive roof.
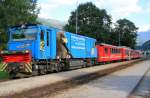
[97,43,120,48]
[10,24,38,28]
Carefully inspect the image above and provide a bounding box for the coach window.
[112,48,114,54]
[105,48,108,54]
[111,48,112,53]
[113,49,114,54]
[126,50,128,55]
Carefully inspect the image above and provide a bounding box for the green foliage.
[0,0,39,49]
[112,19,138,48]
[64,2,112,43]
[65,2,138,48]
[0,57,2,62]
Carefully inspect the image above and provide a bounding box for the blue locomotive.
[0,24,97,77]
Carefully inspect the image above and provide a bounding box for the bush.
[0,71,9,79]
[0,57,2,62]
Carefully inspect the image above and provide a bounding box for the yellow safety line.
[27,63,32,70]
[25,64,32,73]
[1,64,7,71]
[25,64,30,72]
[0,63,6,71]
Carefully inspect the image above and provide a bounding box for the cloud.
[38,3,58,18]
[38,0,78,19]
[38,0,142,20]
[147,2,150,13]
[94,0,142,21]
[138,24,150,32]
[38,0,149,32]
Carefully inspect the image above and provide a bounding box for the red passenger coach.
[96,44,122,63]
[120,47,131,60]
[130,50,142,59]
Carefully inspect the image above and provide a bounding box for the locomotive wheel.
[7,63,20,79]
[64,61,70,71]
[82,61,87,68]
[9,71,17,79]
[55,64,61,72]
[38,69,46,75]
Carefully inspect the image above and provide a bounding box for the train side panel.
[96,45,111,62]
[109,47,122,61]
[64,32,97,59]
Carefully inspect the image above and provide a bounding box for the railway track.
[0,58,149,98]
[1,58,148,82]
[47,58,150,98]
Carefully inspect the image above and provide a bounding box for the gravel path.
[47,60,150,98]
[0,60,139,97]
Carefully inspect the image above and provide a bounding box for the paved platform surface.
[0,60,139,96]
[131,66,150,98]
[47,60,150,98]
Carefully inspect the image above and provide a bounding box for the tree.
[0,0,39,49]
[112,19,138,48]
[64,2,112,43]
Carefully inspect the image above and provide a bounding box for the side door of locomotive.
[45,29,51,58]
[39,29,50,59]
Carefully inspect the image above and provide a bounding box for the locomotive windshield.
[10,27,38,41]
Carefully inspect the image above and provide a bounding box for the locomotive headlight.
[0,50,8,54]
[25,50,29,53]
[57,56,60,59]
[0,51,4,54]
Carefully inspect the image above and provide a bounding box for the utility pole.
[119,31,121,46]
[76,0,78,34]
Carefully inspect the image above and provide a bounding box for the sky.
[38,0,150,32]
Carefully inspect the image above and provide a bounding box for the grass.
[0,62,9,79]
[0,71,9,79]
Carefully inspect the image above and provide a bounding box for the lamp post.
[114,23,121,46]
[118,31,121,46]
[76,0,78,34]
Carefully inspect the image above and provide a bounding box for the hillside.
[37,18,66,30]
[142,40,150,50]
[37,18,149,46]
[137,30,150,45]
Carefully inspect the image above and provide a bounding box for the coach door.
[104,47,109,61]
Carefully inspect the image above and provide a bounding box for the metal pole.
[76,0,78,34]
[119,31,121,46]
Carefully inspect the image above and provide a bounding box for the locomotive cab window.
[11,27,37,41]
